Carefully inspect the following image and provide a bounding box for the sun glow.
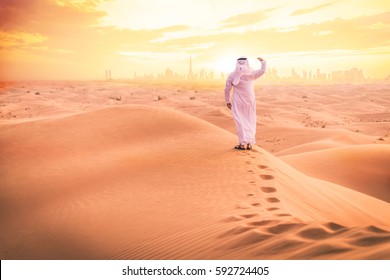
[214,55,238,74]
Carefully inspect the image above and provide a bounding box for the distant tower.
[105,69,112,81]
[188,55,194,80]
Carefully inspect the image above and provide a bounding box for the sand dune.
[280,145,390,203]
[1,102,390,260]
[272,128,377,156]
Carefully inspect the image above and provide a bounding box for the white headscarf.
[232,57,253,85]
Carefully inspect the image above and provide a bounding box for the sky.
[0,0,389,80]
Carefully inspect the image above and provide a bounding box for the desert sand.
[0,80,389,259]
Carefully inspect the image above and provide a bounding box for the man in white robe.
[224,56,267,150]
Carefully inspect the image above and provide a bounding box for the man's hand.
[257,57,264,62]
[227,103,232,109]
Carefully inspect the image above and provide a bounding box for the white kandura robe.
[224,60,267,145]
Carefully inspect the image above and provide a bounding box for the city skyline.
[126,68,376,84]
[106,55,384,84]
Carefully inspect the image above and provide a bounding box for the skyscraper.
[188,55,195,80]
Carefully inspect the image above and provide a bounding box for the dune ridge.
[1,103,390,259]
[280,145,390,203]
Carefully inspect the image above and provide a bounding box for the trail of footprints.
[241,157,288,217]
[224,151,390,258]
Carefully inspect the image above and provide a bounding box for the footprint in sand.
[325,222,346,231]
[223,205,262,223]
[260,174,274,180]
[266,197,280,203]
[236,202,253,209]
[298,227,333,240]
[266,207,280,211]
[267,223,304,234]
[257,165,268,169]
[248,220,277,227]
[276,213,292,217]
[364,225,390,234]
[247,193,254,197]
[240,214,258,219]
[261,187,277,193]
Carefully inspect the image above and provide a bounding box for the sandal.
[234,144,246,150]
[247,144,252,150]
